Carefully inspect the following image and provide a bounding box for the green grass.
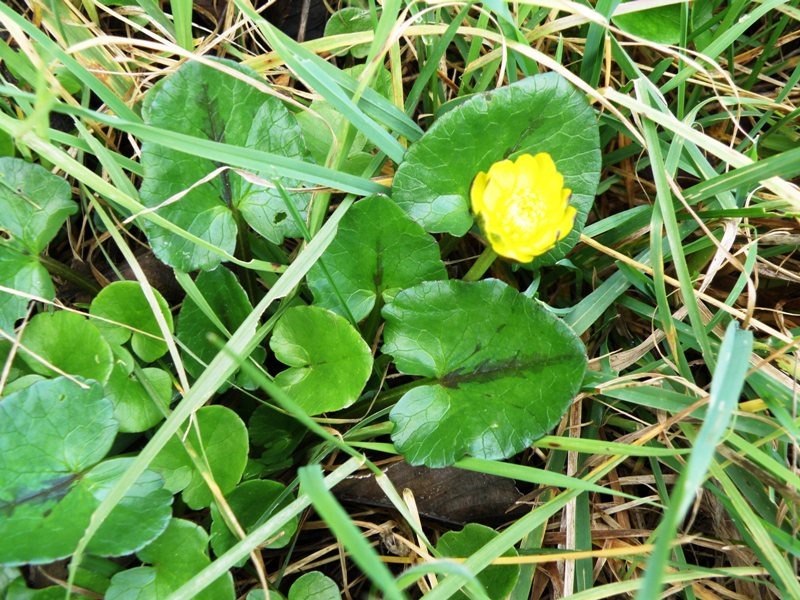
[0,0,799,599]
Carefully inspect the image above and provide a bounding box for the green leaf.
[323,7,373,58]
[288,572,341,600]
[19,310,114,384]
[612,3,682,45]
[382,279,587,467]
[0,251,52,333]
[150,405,248,509]
[89,281,173,362]
[209,479,298,563]
[0,377,115,504]
[0,157,76,330]
[307,196,447,321]
[5,579,73,600]
[0,158,75,253]
[105,365,171,432]
[392,73,600,262]
[296,65,392,172]
[248,404,306,472]
[436,523,520,600]
[0,377,172,565]
[140,58,312,271]
[176,266,263,386]
[106,518,235,600]
[247,590,287,600]
[270,306,373,416]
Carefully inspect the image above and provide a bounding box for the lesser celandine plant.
[0,1,798,599]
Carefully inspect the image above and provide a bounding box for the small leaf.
[18,311,114,384]
[307,196,447,321]
[296,65,392,174]
[106,518,234,600]
[104,365,171,432]
[0,157,76,330]
[392,73,600,264]
[90,281,173,362]
[0,157,75,253]
[323,7,372,58]
[436,523,520,600]
[209,479,298,563]
[288,572,341,600]
[176,266,263,386]
[270,306,373,416]
[0,378,172,565]
[248,404,306,472]
[5,578,73,599]
[140,58,311,271]
[383,279,587,467]
[150,405,248,509]
[612,3,682,45]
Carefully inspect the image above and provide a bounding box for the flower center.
[505,191,545,230]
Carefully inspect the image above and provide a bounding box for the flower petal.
[470,171,489,214]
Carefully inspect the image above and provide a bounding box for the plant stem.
[463,246,498,281]
[39,254,101,295]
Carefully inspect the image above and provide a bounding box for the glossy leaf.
[288,572,341,600]
[19,310,114,384]
[248,404,306,473]
[209,480,297,563]
[270,306,373,416]
[139,58,311,271]
[383,279,587,467]
[392,73,600,263]
[150,405,248,509]
[323,7,372,58]
[106,518,234,600]
[436,523,520,600]
[90,281,173,362]
[105,365,171,432]
[0,157,75,330]
[612,3,682,45]
[0,378,172,565]
[296,65,392,175]
[307,196,447,321]
[176,266,263,387]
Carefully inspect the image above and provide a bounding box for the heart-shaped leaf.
[0,158,76,331]
[270,306,373,416]
[19,311,114,384]
[392,73,600,263]
[435,523,520,600]
[612,2,682,45]
[90,281,173,362]
[248,404,306,473]
[150,405,248,509]
[323,7,372,58]
[383,279,587,467]
[307,196,447,321]
[106,518,234,600]
[176,265,264,387]
[296,65,392,175]
[288,572,340,600]
[105,365,171,432]
[209,479,297,563]
[140,58,311,271]
[0,377,172,565]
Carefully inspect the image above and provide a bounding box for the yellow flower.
[470,152,576,263]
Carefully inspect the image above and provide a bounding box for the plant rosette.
[392,72,600,266]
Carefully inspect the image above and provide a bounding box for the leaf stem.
[462,246,498,281]
[38,253,101,295]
